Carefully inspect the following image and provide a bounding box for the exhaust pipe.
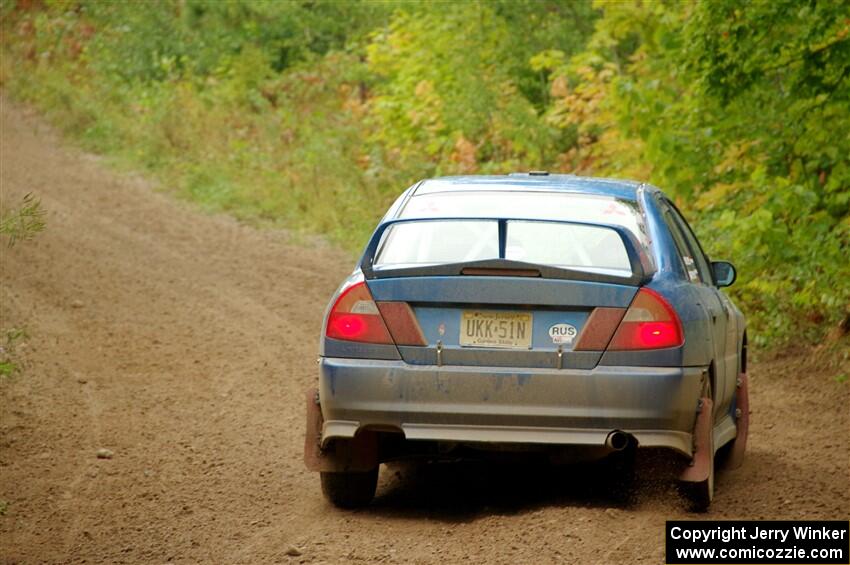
[605,430,630,451]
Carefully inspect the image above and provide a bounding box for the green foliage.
[366,3,551,170]
[0,328,27,378]
[1,0,847,348]
[80,0,397,80]
[604,0,848,345]
[0,193,46,247]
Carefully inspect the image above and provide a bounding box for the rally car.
[304,173,748,511]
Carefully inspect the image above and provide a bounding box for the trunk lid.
[367,276,637,369]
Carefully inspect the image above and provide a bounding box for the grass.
[0,193,46,247]
[0,328,27,378]
[1,50,407,255]
[0,361,16,378]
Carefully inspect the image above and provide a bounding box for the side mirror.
[712,261,737,287]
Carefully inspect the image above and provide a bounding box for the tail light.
[326,281,427,346]
[607,288,683,350]
[326,282,393,344]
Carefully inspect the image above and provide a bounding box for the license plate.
[460,310,533,349]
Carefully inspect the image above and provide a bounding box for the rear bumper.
[318,358,706,457]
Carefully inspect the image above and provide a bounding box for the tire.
[714,438,734,469]
[679,384,715,513]
[320,468,379,509]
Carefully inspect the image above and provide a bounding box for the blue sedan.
[304,173,749,511]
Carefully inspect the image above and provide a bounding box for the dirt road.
[1,96,848,564]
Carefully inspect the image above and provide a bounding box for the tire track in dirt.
[55,369,103,555]
[1,96,848,564]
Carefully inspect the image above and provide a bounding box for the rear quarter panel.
[638,186,742,411]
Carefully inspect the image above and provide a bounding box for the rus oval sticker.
[548,323,577,344]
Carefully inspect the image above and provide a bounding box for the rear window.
[372,220,499,267]
[400,191,648,248]
[373,219,633,277]
[506,221,630,273]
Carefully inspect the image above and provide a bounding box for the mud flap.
[304,388,325,471]
[726,372,749,469]
[679,397,713,483]
[303,388,378,473]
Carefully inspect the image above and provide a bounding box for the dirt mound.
[1,97,848,564]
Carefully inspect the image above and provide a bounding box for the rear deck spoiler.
[360,217,654,286]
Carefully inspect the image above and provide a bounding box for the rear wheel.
[320,468,379,509]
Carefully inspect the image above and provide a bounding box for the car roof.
[412,173,644,201]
